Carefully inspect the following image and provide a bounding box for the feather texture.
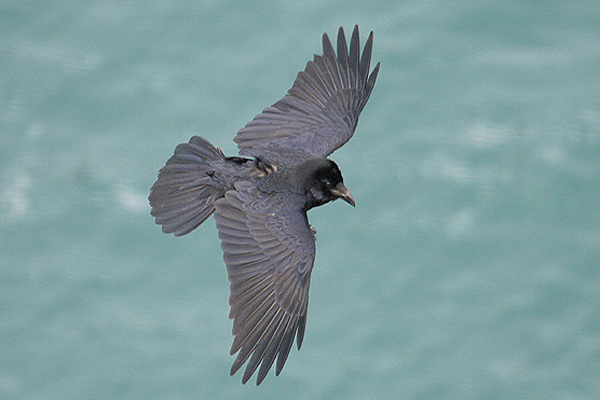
[234,25,380,166]
[214,184,314,384]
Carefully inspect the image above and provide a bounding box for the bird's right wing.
[233,25,380,166]
[214,181,316,385]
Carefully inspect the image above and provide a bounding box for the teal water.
[2,1,600,399]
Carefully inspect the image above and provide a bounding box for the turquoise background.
[2,1,599,399]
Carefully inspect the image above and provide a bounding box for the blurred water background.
[1,1,600,399]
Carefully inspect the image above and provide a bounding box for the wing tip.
[322,31,333,56]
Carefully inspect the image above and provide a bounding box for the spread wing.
[233,25,380,166]
[214,181,315,385]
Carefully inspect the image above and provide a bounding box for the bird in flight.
[149,25,379,385]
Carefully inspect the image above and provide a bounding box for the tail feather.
[149,136,226,236]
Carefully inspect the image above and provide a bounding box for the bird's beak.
[331,183,355,207]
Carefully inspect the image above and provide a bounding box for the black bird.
[149,26,379,385]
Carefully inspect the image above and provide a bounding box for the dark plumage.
[149,26,379,385]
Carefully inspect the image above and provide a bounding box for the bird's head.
[301,159,355,210]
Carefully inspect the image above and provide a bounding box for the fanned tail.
[149,136,227,236]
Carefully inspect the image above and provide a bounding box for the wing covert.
[233,25,380,166]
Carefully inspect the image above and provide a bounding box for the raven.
[149,25,379,385]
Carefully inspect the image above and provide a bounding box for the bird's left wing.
[214,181,315,385]
[233,25,380,166]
